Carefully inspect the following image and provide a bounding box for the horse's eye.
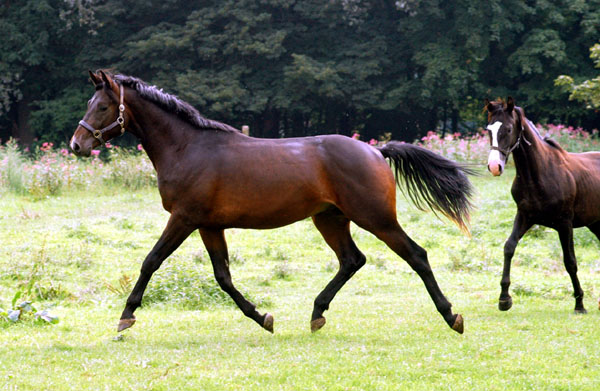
[99,106,108,112]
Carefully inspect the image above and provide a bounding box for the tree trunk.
[12,97,34,146]
[451,108,458,135]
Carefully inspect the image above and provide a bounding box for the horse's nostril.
[72,142,80,152]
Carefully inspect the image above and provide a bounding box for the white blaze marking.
[486,121,503,167]
[486,121,502,147]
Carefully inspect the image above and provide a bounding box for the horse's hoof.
[263,313,274,333]
[117,318,136,332]
[574,308,587,315]
[498,297,513,311]
[451,314,464,334]
[310,317,326,333]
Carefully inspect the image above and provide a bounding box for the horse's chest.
[512,181,574,223]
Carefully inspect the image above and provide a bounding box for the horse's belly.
[209,201,327,229]
[187,188,332,229]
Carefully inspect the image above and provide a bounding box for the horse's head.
[70,70,128,156]
[484,97,523,176]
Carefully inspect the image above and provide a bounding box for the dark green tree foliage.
[1,0,599,145]
[0,0,91,144]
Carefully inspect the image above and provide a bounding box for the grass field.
[1,167,600,390]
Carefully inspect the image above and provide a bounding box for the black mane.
[112,74,240,133]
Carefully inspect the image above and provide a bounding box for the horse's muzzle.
[70,135,92,157]
[488,162,504,176]
[487,150,505,176]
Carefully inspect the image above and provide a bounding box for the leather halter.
[78,84,125,144]
[489,121,531,158]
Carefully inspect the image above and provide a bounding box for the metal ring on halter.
[79,84,126,143]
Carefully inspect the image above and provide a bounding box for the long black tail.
[377,142,475,232]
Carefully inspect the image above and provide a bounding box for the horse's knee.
[140,254,163,275]
[563,257,579,274]
[213,270,233,292]
[503,238,517,258]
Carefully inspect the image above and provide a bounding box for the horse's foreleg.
[199,228,273,333]
[310,211,366,332]
[557,224,586,314]
[118,214,195,332]
[499,212,532,311]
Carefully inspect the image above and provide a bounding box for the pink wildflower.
[368,139,377,145]
[351,133,360,140]
[137,144,143,151]
[91,150,100,156]
[40,142,54,152]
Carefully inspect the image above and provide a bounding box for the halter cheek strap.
[78,84,126,144]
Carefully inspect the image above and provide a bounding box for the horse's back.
[567,151,600,226]
[179,134,394,229]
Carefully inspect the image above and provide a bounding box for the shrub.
[100,146,156,190]
[143,259,232,309]
[417,130,490,164]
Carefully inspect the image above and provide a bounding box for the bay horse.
[71,70,473,334]
[486,97,600,314]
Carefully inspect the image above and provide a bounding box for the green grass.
[1,167,600,390]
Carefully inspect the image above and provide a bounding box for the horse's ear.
[484,98,494,113]
[506,97,515,113]
[89,70,101,86]
[99,70,111,86]
[515,106,525,130]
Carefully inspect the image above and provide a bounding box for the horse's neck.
[126,95,195,168]
[125,94,241,179]
[512,120,550,182]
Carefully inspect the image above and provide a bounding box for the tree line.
[1,0,599,147]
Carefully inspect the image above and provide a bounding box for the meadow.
[1,125,600,390]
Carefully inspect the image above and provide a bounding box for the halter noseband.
[78,84,126,144]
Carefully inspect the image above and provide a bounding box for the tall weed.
[0,139,26,193]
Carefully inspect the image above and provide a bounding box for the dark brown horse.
[71,70,473,334]
[486,97,600,314]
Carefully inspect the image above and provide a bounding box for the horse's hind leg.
[199,228,274,332]
[310,208,366,332]
[557,223,586,314]
[366,220,463,333]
